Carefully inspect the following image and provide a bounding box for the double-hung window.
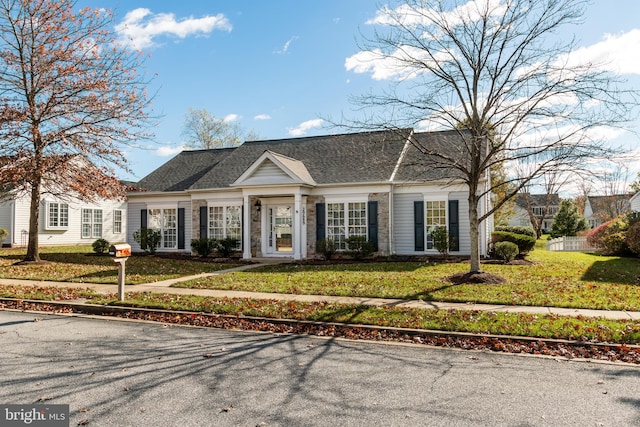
[47,202,69,229]
[113,209,123,234]
[209,205,242,249]
[425,200,447,250]
[148,208,177,249]
[327,201,367,250]
[82,209,103,238]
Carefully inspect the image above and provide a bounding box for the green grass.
[0,246,241,285]
[90,292,640,344]
[173,248,640,311]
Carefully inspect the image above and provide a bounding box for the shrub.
[494,241,519,262]
[92,238,110,254]
[0,228,7,244]
[191,237,216,257]
[132,227,161,254]
[316,238,336,260]
[494,225,536,238]
[215,237,239,258]
[345,235,375,260]
[429,226,455,257]
[491,231,536,254]
[587,218,629,255]
[625,222,640,256]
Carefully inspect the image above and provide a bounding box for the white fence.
[546,236,596,252]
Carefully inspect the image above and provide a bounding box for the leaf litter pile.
[2,297,640,365]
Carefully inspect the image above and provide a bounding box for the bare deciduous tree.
[346,0,637,274]
[182,108,259,149]
[0,0,154,262]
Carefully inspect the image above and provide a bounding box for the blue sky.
[81,1,640,190]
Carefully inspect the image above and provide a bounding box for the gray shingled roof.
[189,129,411,189]
[514,193,560,209]
[136,148,235,192]
[134,129,471,192]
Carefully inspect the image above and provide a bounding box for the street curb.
[2,297,639,352]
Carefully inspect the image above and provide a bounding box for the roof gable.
[232,151,316,186]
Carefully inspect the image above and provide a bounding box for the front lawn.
[0,246,241,285]
[174,247,640,311]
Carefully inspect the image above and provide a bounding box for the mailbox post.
[109,244,131,302]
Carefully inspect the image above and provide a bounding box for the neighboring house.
[0,193,127,247]
[508,193,560,234]
[583,194,631,228]
[126,129,493,260]
[631,191,640,212]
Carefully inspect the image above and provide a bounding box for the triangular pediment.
[232,151,316,187]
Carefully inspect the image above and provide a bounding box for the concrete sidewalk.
[2,261,640,321]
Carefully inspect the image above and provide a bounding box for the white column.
[293,193,302,260]
[243,195,251,259]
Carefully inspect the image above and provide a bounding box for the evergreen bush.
[494,241,519,262]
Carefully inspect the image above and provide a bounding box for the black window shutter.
[178,208,185,249]
[141,209,147,228]
[414,201,424,251]
[199,206,207,239]
[448,200,460,251]
[368,201,378,251]
[316,203,325,242]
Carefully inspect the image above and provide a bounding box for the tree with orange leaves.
[0,0,154,262]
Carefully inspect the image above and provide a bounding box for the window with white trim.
[113,209,123,234]
[47,202,69,229]
[426,200,446,250]
[327,202,367,250]
[208,205,241,249]
[148,208,177,249]
[82,209,103,238]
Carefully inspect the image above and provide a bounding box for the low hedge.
[494,225,536,237]
[491,231,536,254]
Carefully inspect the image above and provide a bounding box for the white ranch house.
[0,194,126,247]
[126,129,493,260]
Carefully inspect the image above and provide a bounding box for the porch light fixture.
[254,200,261,212]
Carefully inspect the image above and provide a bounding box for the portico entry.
[266,204,293,254]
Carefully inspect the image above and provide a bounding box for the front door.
[267,205,293,254]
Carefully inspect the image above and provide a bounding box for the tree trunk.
[468,191,481,274]
[24,183,41,262]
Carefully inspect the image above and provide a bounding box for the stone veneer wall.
[250,196,261,257]
[369,192,389,256]
[305,195,324,258]
[191,200,207,241]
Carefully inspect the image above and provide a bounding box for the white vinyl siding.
[393,191,471,255]
[242,160,293,184]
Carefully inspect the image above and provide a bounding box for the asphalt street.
[1,310,639,427]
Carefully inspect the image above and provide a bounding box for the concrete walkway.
[2,261,640,321]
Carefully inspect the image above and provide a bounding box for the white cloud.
[254,114,271,120]
[345,45,451,81]
[274,36,299,54]
[223,114,240,122]
[288,119,324,136]
[155,145,184,157]
[563,29,640,75]
[115,8,232,50]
